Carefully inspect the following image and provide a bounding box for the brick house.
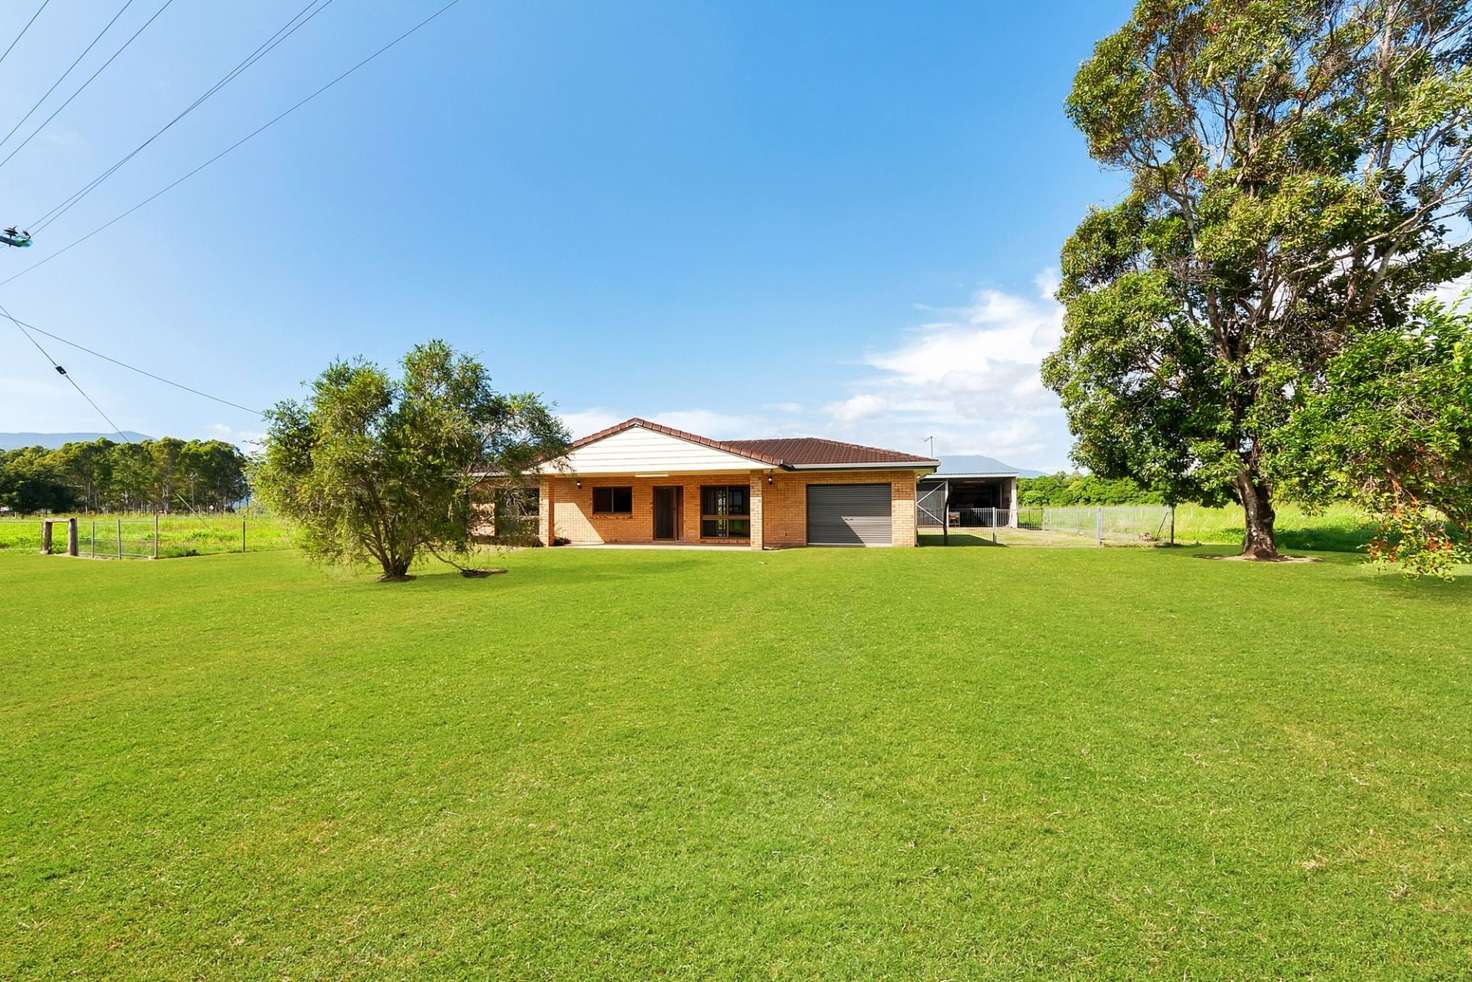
[483,418,938,549]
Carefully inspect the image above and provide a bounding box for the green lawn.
[2,545,1469,977]
[0,513,293,558]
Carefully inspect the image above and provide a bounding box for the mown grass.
[1,545,1469,977]
[0,513,293,557]
[1172,501,1376,552]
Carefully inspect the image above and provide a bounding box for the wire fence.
[0,513,291,559]
[1018,504,1176,545]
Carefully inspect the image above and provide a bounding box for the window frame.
[700,484,752,539]
[592,485,634,515]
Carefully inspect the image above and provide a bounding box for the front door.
[653,486,682,540]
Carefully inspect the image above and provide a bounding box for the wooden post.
[991,507,997,544]
[91,520,96,558]
[116,517,122,559]
[67,518,78,557]
[39,520,52,554]
[241,518,247,554]
[1095,506,1103,546]
[1169,505,1175,546]
[154,513,160,560]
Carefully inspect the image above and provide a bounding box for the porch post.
[538,477,555,545]
[749,472,764,550]
[1008,476,1018,528]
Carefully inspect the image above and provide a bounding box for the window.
[700,484,751,538]
[592,486,633,514]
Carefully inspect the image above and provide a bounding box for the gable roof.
[723,437,937,468]
[563,418,937,470]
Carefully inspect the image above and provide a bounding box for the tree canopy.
[0,437,247,514]
[1044,0,1472,557]
[1271,296,1472,576]
[254,341,568,581]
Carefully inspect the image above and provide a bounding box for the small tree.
[255,341,568,581]
[1271,297,1472,577]
[1045,0,1472,558]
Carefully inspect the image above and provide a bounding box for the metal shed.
[917,455,1019,533]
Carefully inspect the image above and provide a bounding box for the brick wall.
[542,475,757,545]
[535,470,920,548]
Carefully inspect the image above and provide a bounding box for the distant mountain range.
[934,454,1047,478]
[0,431,151,451]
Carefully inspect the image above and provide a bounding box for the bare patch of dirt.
[1196,553,1318,564]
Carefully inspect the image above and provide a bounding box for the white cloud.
[557,408,622,439]
[1431,273,1472,309]
[816,270,1072,469]
[824,393,887,423]
[554,271,1075,470]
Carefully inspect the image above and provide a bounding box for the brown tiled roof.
[723,437,936,467]
[569,418,937,469]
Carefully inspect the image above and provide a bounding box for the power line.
[0,301,130,441]
[0,0,178,173]
[0,0,53,73]
[0,307,264,416]
[0,0,464,288]
[31,0,337,233]
[0,0,137,157]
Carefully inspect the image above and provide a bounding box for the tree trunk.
[1235,470,1279,559]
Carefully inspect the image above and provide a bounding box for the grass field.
[2,544,1469,977]
[0,513,293,558]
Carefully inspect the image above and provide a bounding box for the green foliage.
[2,546,1468,976]
[1047,0,1472,557]
[0,437,247,514]
[1271,298,1472,577]
[254,340,568,580]
[1017,472,1163,506]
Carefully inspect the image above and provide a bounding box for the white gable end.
[540,425,768,475]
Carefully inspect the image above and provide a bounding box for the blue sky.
[0,0,1131,470]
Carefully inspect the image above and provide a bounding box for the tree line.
[1017,473,1163,507]
[0,438,249,514]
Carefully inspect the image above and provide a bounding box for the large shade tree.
[255,341,567,581]
[1043,0,1472,557]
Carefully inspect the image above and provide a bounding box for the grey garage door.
[806,483,892,546]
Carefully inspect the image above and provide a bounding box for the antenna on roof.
[925,435,935,457]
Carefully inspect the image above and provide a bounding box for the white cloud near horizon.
[556,271,1076,470]
[820,270,1073,467]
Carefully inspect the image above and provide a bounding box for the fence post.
[241,518,247,554]
[91,519,96,558]
[67,518,78,557]
[1169,505,1175,546]
[39,520,51,555]
[154,513,160,560]
[991,507,997,544]
[1095,506,1103,546]
[116,517,122,559]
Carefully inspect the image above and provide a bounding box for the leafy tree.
[1044,0,1472,557]
[1271,297,1472,576]
[177,440,248,511]
[0,447,75,512]
[1018,472,1164,506]
[48,439,112,511]
[106,441,153,512]
[254,341,568,581]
